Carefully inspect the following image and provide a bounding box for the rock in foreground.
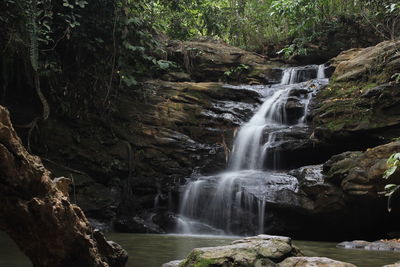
[383,261,400,267]
[278,257,356,267]
[0,106,127,267]
[164,235,356,267]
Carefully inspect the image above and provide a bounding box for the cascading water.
[177,65,328,235]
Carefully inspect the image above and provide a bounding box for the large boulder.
[312,39,400,149]
[164,235,356,267]
[323,141,400,196]
[179,235,302,267]
[332,40,400,82]
[0,106,127,267]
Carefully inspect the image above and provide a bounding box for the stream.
[1,232,399,267]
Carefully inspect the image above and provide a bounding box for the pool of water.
[1,232,399,267]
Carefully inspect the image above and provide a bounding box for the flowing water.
[4,65,393,267]
[178,65,329,235]
[1,232,399,267]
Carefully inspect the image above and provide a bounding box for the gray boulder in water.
[164,235,356,267]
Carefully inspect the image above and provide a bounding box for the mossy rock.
[178,235,302,267]
[313,40,400,144]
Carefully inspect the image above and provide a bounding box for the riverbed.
[1,233,399,267]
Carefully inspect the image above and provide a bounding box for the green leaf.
[126,17,142,26]
[387,153,400,166]
[123,42,145,53]
[385,184,398,192]
[122,76,138,87]
[383,166,397,179]
[156,60,172,70]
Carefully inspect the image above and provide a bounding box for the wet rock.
[383,261,400,267]
[336,240,372,249]
[164,235,357,267]
[261,126,336,169]
[179,235,302,267]
[289,88,309,98]
[289,165,324,187]
[337,240,400,252]
[93,230,129,267]
[285,98,304,124]
[162,260,183,267]
[263,142,400,241]
[152,211,178,233]
[114,215,164,234]
[277,257,356,267]
[88,218,113,232]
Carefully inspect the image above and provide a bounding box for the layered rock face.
[9,40,289,232]
[258,141,400,240]
[33,73,267,230]
[166,40,285,84]
[0,106,127,267]
[9,38,400,239]
[312,39,400,148]
[256,39,400,238]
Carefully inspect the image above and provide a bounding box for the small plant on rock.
[383,152,400,212]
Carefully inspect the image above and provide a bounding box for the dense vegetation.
[0,0,399,119]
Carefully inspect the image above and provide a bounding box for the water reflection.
[1,232,399,267]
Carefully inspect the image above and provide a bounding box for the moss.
[314,77,388,133]
[179,250,218,267]
[248,67,264,78]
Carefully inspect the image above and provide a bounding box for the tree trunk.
[0,105,127,267]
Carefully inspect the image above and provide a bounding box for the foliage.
[0,0,180,118]
[1,0,399,119]
[361,0,400,40]
[383,152,400,179]
[224,64,250,82]
[383,152,400,212]
[392,73,400,84]
[152,0,399,56]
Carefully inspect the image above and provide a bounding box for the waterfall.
[317,64,326,79]
[178,64,327,235]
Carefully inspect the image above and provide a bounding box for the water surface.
[1,232,399,267]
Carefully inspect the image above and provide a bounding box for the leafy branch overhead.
[0,0,399,118]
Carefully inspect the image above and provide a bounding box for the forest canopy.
[0,0,399,117]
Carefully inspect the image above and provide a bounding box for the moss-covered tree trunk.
[0,105,127,267]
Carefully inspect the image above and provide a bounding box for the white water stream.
[178,65,328,235]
